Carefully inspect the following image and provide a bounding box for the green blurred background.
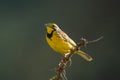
[0,0,119,80]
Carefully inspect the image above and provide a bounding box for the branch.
[50,36,103,80]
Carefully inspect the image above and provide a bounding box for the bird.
[45,23,93,61]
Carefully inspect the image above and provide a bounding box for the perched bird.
[45,23,93,61]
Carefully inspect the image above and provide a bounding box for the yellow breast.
[46,32,75,55]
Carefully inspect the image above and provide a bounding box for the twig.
[50,36,103,80]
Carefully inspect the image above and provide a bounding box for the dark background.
[0,0,119,80]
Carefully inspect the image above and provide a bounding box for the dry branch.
[50,36,103,80]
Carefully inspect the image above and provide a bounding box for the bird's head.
[45,23,59,34]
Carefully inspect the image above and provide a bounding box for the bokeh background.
[0,0,119,80]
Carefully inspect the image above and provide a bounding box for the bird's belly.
[46,36,74,55]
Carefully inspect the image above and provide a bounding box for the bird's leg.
[64,53,72,66]
[64,53,70,58]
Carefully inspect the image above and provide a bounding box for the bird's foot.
[64,53,72,67]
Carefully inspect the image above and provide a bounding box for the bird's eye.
[52,25,55,28]
[52,25,56,29]
[51,24,57,31]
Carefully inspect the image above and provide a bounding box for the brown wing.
[57,29,77,47]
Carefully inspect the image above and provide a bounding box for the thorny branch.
[50,36,103,80]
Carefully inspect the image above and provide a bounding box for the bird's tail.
[76,50,93,61]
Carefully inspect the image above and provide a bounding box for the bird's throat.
[47,30,54,39]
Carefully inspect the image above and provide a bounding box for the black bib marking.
[47,30,55,39]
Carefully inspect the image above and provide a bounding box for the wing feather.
[57,29,77,47]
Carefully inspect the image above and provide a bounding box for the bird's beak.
[45,23,54,29]
[45,23,50,30]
